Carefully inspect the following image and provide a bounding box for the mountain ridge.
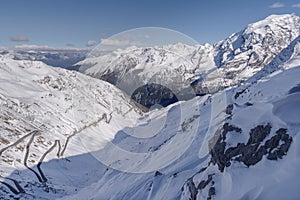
[77,14,300,104]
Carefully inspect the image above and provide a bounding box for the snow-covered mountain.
[0,56,141,199]
[1,36,298,200]
[78,14,300,98]
[0,13,300,200]
[73,68,300,200]
[78,42,215,101]
[208,13,300,91]
[57,33,300,200]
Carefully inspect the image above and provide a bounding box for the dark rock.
[186,178,198,200]
[210,141,226,171]
[197,174,213,190]
[265,128,292,160]
[208,187,216,200]
[131,83,178,108]
[222,123,242,140]
[210,123,242,171]
[154,171,162,176]
[210,123,292,171]
[234,88,247,99]
[247,124,271,145]
[225,104,234,115]
[245,102,253,106]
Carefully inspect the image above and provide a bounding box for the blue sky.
[1,0,300,48]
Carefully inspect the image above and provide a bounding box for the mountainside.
[1,37,300,200]
[78,14,300,99]
[2,41,297,200]
[76,67,300,199]
[208,14,300,90]
[78,43,215,102]
[61,41,300,200]
[0,14,300,200]
[0,56,141,199]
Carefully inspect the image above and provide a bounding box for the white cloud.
[100,38,130,46]
[86,40,97,47]
[269,2,285,8]
[100,38,145,47]
[15,44,49,49]
[10,35,29,42]
[292,3,300,8]
[14,44,85,51]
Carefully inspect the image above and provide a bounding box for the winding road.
[23,131,44,183]
[0,111,119,195]
[0,130,38,156]
[0,175,25,195]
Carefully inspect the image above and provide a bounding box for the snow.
[0,13,300,200]
[68,35,300,199]
[273,93,300,125]
[245,14,299,35]
[57,65,300,200]
[0,56,141,199]
[77,14,300,103]
[78,43,216,99]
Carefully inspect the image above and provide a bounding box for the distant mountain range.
[0,46,88,68]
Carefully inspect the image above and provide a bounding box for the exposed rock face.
[131,83,178,108]
[185,173,215,200]
[210,123,292,172]
[182,122,293,200]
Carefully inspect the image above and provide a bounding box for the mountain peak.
[244,13,300,36]
[214,14,300,65]
[264,13,298,21]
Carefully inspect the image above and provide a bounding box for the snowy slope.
[60,48,300,200]
[0,56,141,199]
[1,36,298,200]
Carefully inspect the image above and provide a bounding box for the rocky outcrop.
[182,122,293,200]
[131,83,178,108]
[210,123,292,172]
